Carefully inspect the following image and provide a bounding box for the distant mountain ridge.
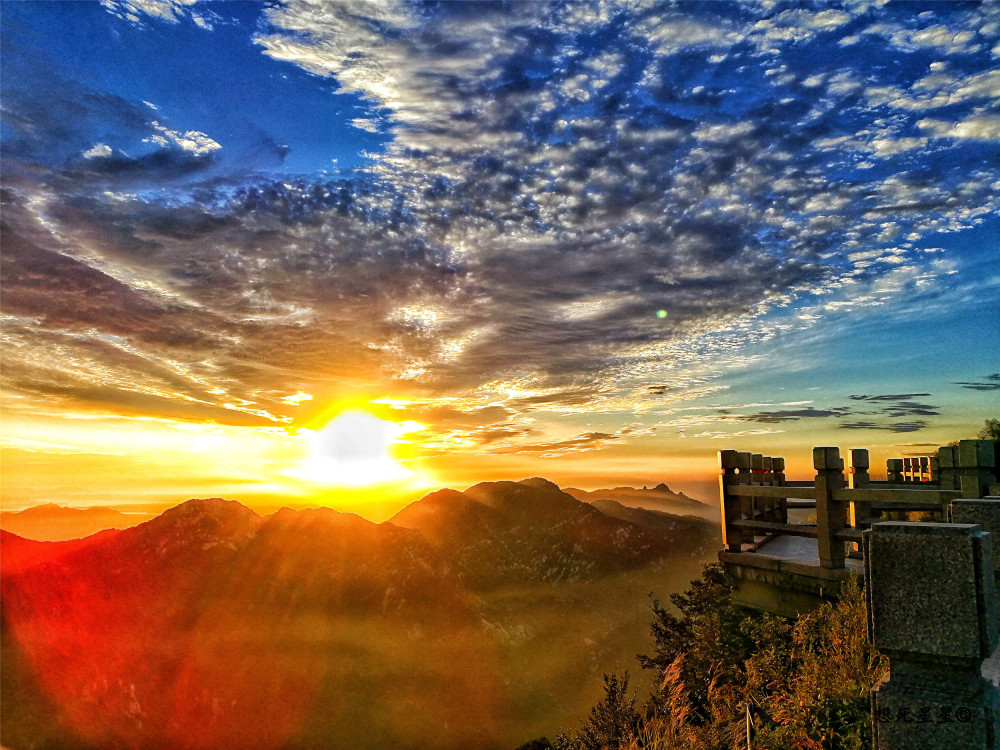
[0,503,153,541]
[1,479,718,749]
[563,482,716,520]
[391,478,713,589]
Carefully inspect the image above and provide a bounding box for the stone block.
[939,446,957,469]
[953,500,1000,575]
[961,440,997,468]
[873,669,1000,750]
[850,448,870,470]
[863,522,997,660]
[814,446,841,470]
[719,450,739,469]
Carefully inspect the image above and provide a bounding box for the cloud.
[739,408,851,424]
[839,421,928,433]
[919,115,1000,141]
[144,121,221,155]
[954,374,1000,391]
[2,1,998,453]
[101,0,203,26]
[82,143,114,159]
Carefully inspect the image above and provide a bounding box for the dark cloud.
[839,421,928,433]
[2,1,998,442]
[849,393,933,402]
[954,374,1000,391]
[739,408,851,424]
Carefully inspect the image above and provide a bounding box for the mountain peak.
[517,477,561,492]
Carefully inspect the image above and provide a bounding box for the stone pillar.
[737,451,753,520]
[814,446,847,569]
[953,499,1000,622]
[938,447,959,491]
[772,456,788,523]
[887,458,904,484]
[719,450,745,553]
[864,522,1000,750]
[960,440,997,499]
[848,449,871,558]
[919,456,930,483]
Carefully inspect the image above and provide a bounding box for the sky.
[2,0,998,515]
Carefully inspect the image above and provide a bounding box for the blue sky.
[2,0,998,503]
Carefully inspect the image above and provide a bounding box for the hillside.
[0,503,154,541]
[564,483,716,520]
[1,480,718,749]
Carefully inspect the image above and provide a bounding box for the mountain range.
[1,479,718,749]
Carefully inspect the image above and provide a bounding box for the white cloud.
[143,121,221,154]
[101,0,201,25]
[82,143,114,159]
[919,115,1000,141]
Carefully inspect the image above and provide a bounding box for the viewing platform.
[717,440,1000,618]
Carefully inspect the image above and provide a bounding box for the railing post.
[750,453,764,520]
[953,498,1000,623]
[719,450,745,553]
[773,456,788,523]
[865,522,1000,750]
[887,458,903,484]
[960,439,996,499]
[848,449,871,559]
[814,446,847,569]
[737,451,753,520]
[761,456,780,521]
[919,456,930,483]
[938,446,958,491]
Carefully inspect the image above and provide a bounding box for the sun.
[287,410,424,487]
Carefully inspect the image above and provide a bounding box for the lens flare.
[287,410,423,487]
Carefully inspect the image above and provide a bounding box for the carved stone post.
[864,522,1000,750]
[814,446,847,569]
[773,456,788,524]
[887,458,904,484]
[750,453,764,519]
[762,456,777,520]
[938,446,958,491]
[919,456,930,483]
[737,451,753,520]
[848,449,871,558]
[960,440,997,499]
[719,450,745,553]
[953,499,1000,623]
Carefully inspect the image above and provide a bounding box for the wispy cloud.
[2,1,998,456]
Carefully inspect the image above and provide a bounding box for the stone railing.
[717,439,1000,749]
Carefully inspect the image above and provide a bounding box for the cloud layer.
[3,1,999,455]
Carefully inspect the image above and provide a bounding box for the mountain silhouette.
[0,503,153,541]
[2,480,717,749]
[563,483,715,519]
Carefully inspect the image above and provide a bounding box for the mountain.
[2,499,504,750]
[2,480,718,749]
[589,498,718,535]
[0,503,154,541]
[391,478,712,588]
[564,482,716,520]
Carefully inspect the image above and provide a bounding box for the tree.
[556,671,640,750]
[977,418,1000,442]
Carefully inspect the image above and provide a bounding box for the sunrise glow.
[286,410,425,488]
